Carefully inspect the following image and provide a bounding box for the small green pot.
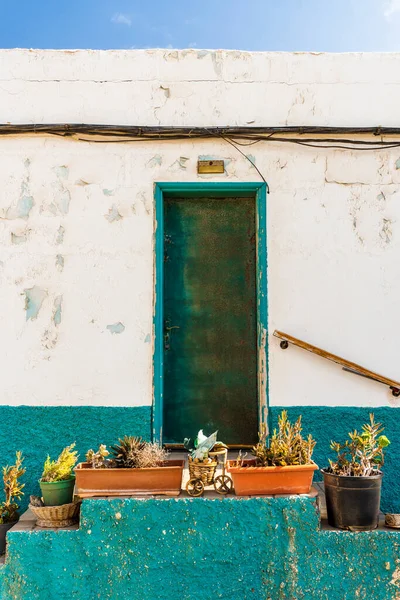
[39,476,75,506]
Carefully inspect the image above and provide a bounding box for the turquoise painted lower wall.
[1,406,151,511]
[0,405,399,512]
[1,495,400,600]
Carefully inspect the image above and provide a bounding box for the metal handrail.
[273,330,400,397]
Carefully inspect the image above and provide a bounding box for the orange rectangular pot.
[74,460,184,497]
[227,460,318,496]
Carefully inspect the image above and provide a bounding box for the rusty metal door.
[163,197,258,445]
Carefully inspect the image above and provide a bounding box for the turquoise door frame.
[153,182,268,444]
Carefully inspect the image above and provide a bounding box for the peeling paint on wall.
[53,165,69,179]
[144,334,151,344]
[105,204,122,222]
[3,159,35,220]
[147,155,162,168]
[24,286,47,321]
[16,195,34,219]
[102,189,114,196]
[136,191,150,215]
[380,218,393,245]
[42,328,58,350]
[49,166,71,215]
[169,156,189,171]
[107,322,125,334]
[11,231,28,245]
[53,295,62,326]
[55,226,65,245]
[49,191,70,216]
[160,85,170,98]
[55,254,64,271]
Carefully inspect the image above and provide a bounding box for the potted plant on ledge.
[0,452,25,554]
[184,429,232,496]
[227,411,318,496]
[74,436,184,497]
[322,414,390,531]
[39,443,78,506]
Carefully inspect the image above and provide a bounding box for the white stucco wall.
[0,49,399,408]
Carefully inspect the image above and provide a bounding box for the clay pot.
[74,460,184,497]
[227,460,318,496]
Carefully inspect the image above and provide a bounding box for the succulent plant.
[250,411,316,467]
[111,436,146,468]
[184,430,226,462]
[0,452,25,524]
[111,436,168,469]
[86,444,111,469]
[328,413,390,477]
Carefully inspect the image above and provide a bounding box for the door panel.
[163,197,258,445]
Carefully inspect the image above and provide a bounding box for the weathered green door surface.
[163,197,258,445]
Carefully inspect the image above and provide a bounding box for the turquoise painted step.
[2,496,400,599]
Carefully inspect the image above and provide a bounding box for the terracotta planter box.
[227,460,318,496]
[74,460,184,497]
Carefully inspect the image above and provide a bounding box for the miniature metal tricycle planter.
[186,448,233,497]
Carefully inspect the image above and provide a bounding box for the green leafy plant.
[328,414,390,477]
[184,430,227,463]
[239,411,316,467]
[41,444,78,482]
[111,436,168,469]
[0,452,25,524]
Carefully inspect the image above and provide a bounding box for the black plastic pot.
[322,469,382,531]
[0,521,17,554]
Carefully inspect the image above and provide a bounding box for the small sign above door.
[197,159,225,174]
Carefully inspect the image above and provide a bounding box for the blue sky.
[1,0,400,51]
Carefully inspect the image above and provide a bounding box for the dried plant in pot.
[227,411,318,496]
[0,451,25,554]
[322,414,390,531]
[39,444,78,506]
[74,437,184,497]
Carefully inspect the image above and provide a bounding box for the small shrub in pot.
[111,436,168,468]
[0,451,25,554]
[227,411,318,496]
[39,444,78,506]
[322,414,390,530]
[75,437,184,497]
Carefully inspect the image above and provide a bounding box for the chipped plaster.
[0,49,399,413]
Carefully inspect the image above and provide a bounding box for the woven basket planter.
[385,514,400,529]
[188,458,217,485]
[29,501,81,528]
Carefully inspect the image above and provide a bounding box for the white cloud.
[384,0,400,20]
[111,13,132,26]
